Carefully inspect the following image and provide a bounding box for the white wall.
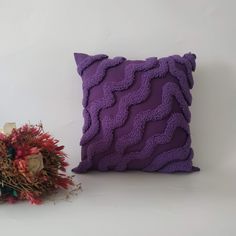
[0,0,235,171]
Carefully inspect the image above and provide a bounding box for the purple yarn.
[168,56,192,105]
[158,149,195,173]
[143,139,192,172]
[74,53,108,76]
[100,113,190,171]
[114,82,191,154]
[80,57,158,145]
[81,56,125,133]
[72,52,199,173]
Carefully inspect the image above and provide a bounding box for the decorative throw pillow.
[72,52,199,173]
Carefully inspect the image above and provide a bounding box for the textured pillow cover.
[72,52,199,173]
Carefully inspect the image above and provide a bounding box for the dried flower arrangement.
[0,123,76,204]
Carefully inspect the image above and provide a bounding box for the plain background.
[0,0,236,235]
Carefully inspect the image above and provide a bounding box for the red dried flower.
[0,124,75,204]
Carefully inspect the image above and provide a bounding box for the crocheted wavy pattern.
[86,81,190,166]
[114,82,190,155]
[80,57,158,145]
[81,56,126,133]
[76,54,108,76]
[86,58,166,159]
[73,52,199,173]
[99,113,190,171]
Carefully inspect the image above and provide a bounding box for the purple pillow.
[72,52,199,173]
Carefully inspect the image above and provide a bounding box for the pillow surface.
[72,52,199,173]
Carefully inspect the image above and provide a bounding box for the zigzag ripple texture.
[72,52,199,173]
